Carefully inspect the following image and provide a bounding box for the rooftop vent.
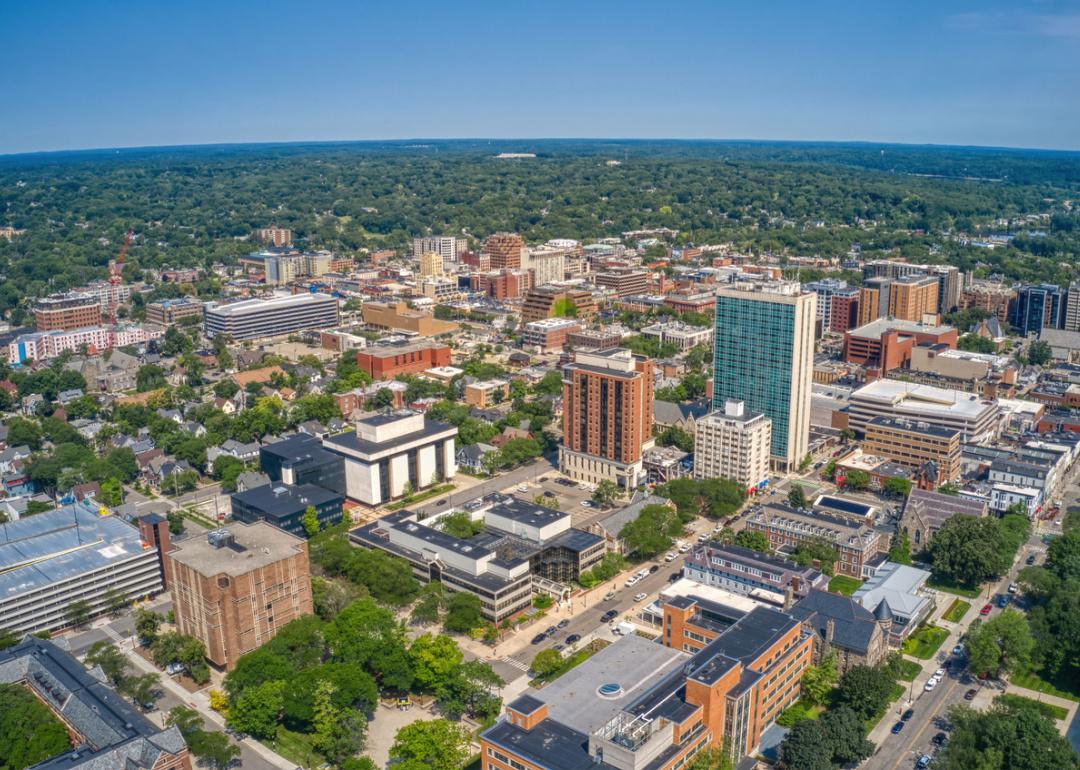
[207,529,235,549]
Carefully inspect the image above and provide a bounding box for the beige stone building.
[693,400,772,492]
[164,523,313,670]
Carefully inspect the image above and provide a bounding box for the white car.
[518,484,529,492]
[934,668,946,679]
[637,569,649,579]
[634,592,647,602]
[664,552,677,562]
[924,678,938,692]
[625,576,639,587]
[678,544,691,553]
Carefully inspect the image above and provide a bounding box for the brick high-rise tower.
[483,232,525,270]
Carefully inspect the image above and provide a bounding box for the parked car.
[916,755,932,769]
[580,500,593,508]
[934,667,946,678]
[1026,554,1037,565]
[531,634,546,645]
[634,592,647,602]
[932,732,948,747]
[436,499,447,506]
[664,552,677,562]
[980,603,993,615]
[669,572,681,582]
[891,721,905,735]
[553,644,565,653]
[924,678,938,692]
[565,634,581,645]
[603,591,616,601]
[557,619,570,629]
[649,565,660,574]
[952,645,964,656]
[965,688,978,700]
[518,485,529,492]
[997,594,1009,608]
[901,709,914,721]
[1007,582,1018,594]
[625,576,639,587]
[545,626,557,637]
[601,610,618,622]
[165,662,185,676]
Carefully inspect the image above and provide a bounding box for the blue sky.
[3,0,1080,154]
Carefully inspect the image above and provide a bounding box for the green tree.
[841,469,870,491]
[134,608,163,644]
[389,718,472,770]
[410,581,447,625]
[443,592,483,634]
[1026,340,1052,367]
[166,510,185,535]
[800,650,838,707]
[187,730,241,770]
[227,679,285,740]
[778,717,833,770]
[85,641,129,687]
[121,672,160,710]
[302,505,321,537]
[103,586,129,616]
[620,503,683,557]
[965,609,1035,679]
[312,680,367,765]
[787,483,809,509]
[437,659,503,722]
[409,634,464,692]
[100,476,124,507]
[833,664,895,721]
[531,649,564,678]
[6,417,43,450]
[0,683,71,769]
[929,515,1011,588]
[136,364,168,392]
[66,598,93,628]
[211,454,246,492]
[936,698,1080,770]
[733,529,771,553]
[883,476,912,498]
[591,479,621,508]
[889,530,913,565]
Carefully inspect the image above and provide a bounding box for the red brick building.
[355,340,452,380]
[483,232,525,270]
[471,268,533,300]
[843,319,958,373]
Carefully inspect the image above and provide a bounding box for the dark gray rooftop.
[789,588,878,655]
[231,482,343,519]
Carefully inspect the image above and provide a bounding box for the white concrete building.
[322,411,457,506]
[693,400,772,492]
[844,380,1001,443]
[640,321,712,351]
[204,292,340,341]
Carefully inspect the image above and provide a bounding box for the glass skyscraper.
[711,283,815,472]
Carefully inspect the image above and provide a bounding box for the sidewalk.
[1002,683,1078,734]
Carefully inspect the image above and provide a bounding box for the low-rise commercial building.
[230,482,345,537]
[567,327,623,351]
[521,286,598,323]
[165,523,313,670]
[0,501,165,635]
[361,300,459,336]
[836,379,1001,443]
[862,416,962,484]
[260,433,346,495]
[842,318,957,372]
[683,543,825,603]
[323,411,457,506]
[744,505,886,578]
[355,339,452,380]
[521,317,581,352]
[640,321,711,351]
[693,400,771,492]
[595,268,650,298]
[204,292,340,340]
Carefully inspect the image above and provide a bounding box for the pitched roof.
[789,588,878,655]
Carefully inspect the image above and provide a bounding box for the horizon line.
[4,136,1080,161]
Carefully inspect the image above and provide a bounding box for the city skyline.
[4,0,1080,154]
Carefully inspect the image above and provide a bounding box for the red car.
[980,603,993,616]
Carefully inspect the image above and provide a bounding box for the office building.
[0,501,165,635]
[146,297,205,327]
[361,299,459,336]
[1012,283,1065,335]
[595,268,650,298]
[838,379,1001,443]
[665,289,717,315]
[255,227,293,247]
[420,276,463,302]
[260,433,346,495]
[483,232,525,269]
[0,637,193,770]
[561,348,654,489]
[419,250,445,278]
[165,523,313,670]
[521,285,598,323]
[683,542,825,603]
[263,250,333,285]
[746,505,886,578]
[521,318,581,352]
[413,235,466,263]
[640,321,711,351]
[842,318,958,372]
[524,245,567,286]
[693,400,772,492]
[230,483,344,537]
[323,411,457,505]
[481,601,813,769]
[863,417,961,484]
[204,292,339,340]
[8,324,164,364]
[803,279,860,334]
[355,339,452,380]
[471,268,533,300]
[711,282,815,472]
[567,327,622,351]
[33,291,101,331]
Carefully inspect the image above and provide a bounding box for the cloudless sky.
[3,0,1080,154]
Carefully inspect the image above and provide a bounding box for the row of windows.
[486,747,528,770]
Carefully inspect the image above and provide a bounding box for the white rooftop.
[850,380,997,420]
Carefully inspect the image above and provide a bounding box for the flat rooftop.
[867,416,961,439]
[850,379,997,420]
[207,292,336,317]
[848,318,954,339]
[232,483,342,518]
[165,520,306,576]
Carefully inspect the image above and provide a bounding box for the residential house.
[0,445,31,475]
[456,442,498,473]
[57,388,84,405]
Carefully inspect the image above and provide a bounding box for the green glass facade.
[712,294,795,460]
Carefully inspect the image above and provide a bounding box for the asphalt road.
[414,454,558,515]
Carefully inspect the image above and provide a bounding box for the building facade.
[204,293,340,340]
[164,523,313,670]
[483,232,526,270]
[361,300,459,336]
[521,318,581,352]
[8,325,163,364]
[693,400,772,492]
[230,482,345,537]
[1012,283,1065,335]
[33,292,101,331]
[521,286,598,323]
[745,505,886,578]
[146,297,205,327]
[711,282,815,472]
[355,340,452,380]
[560,348,654,489]
[863,417,961,484]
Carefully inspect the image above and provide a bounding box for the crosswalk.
[501,656,531,673]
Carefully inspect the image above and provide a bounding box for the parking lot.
[503,473,609,528]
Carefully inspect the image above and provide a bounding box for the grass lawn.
[828,575,863,596]
[530,641,608,687]
[901,625,950,660]
[385,483,456,511]
[267,725,322,769]
[927,576,981,599]
[942,599,971,623]
[1011,670,1080,703]
[895,658,923,682]
[867,682,907,731]
[995,693,1070,721]
[776,698,825,727]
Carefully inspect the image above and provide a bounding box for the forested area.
[2,140,1080,324]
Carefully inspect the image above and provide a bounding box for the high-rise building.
[412,235,465,263]
[802,279,860,334]
[960,281,1016,325]
[33,292,101,331]
[1067,282,1080,333]
[419,251,445,278]
[524,245,565,286]
[204,293,340,340]
[1012,283,1065,335]
[862,260,960,314]
[482,232,525,270]
[164,523,314,670]
[711,282,815,472]
[858,275,938,326]
[255,227,293,247]
[693,400,772,492]
[561,348,654,488]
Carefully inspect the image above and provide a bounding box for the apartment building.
[521,285,598,323]
[146,297,205,327]
[745,505,886,578]
[595,268,650,298]
[521,317,581,352]
[8,324,163,364]
[803,279,860,334]
[165,523,313,670]
[483,232,525,270]
[255,227,293,247]
[322,411,457,505]
[355,339,452,380]
[471,268,533,300]
[561,348,654,489]
[837,379,1001,443]
[204,293,339,340]
[857,275,939,326]
[1012,283,1065,335]
[693,400,772,492]
[862,260,960,314]
[465,379,511,408]
[524,245,567,286]
[418,250,445,278]
[711,282,815,472]
[567,327,622,351]
[481,601,813,770]
[960,282,1016,324]
[413,235,466,263]
[361,300,459,336]
[640,321,711,351]
[863,417,962,484]
[33,291,101,331]
[0,501,165,635]
[683,542,825,602]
